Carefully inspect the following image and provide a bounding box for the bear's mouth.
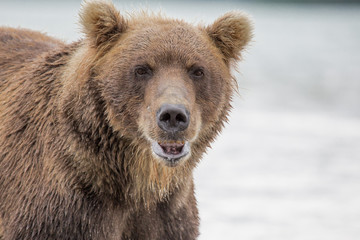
[151,140,190,166]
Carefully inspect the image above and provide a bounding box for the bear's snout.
[156,104,190,133]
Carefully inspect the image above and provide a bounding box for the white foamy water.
[1,1,360,239]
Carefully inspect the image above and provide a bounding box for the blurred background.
[1,0,360,239]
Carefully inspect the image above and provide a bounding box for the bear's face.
[79,2,252,168]
[97,22,233,167]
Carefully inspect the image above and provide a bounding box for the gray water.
[1,1,360,239]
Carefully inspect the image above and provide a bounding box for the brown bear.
[0,1,252,239]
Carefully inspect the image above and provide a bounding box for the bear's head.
[62,0,252,202]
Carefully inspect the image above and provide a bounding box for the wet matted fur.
[0,1,252,239]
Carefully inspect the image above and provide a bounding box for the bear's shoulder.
[0,27,64,64]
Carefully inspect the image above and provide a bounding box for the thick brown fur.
[0,1,252,239]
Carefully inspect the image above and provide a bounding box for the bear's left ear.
[80,0,127,48]
[206,12,253,62]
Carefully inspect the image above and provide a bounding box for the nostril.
[175,113,186,123]
[160,112,171,122]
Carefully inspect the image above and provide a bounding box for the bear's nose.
[157,104,190,133]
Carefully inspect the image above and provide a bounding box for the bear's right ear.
[80,0,127,48]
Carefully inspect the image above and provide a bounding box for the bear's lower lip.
[151,140,190,166]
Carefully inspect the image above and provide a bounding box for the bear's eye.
[134,65,153,79]
[189,66,205,80]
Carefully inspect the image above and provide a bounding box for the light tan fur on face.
[139,66,201,142]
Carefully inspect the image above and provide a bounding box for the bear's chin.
[151,140,191,167]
